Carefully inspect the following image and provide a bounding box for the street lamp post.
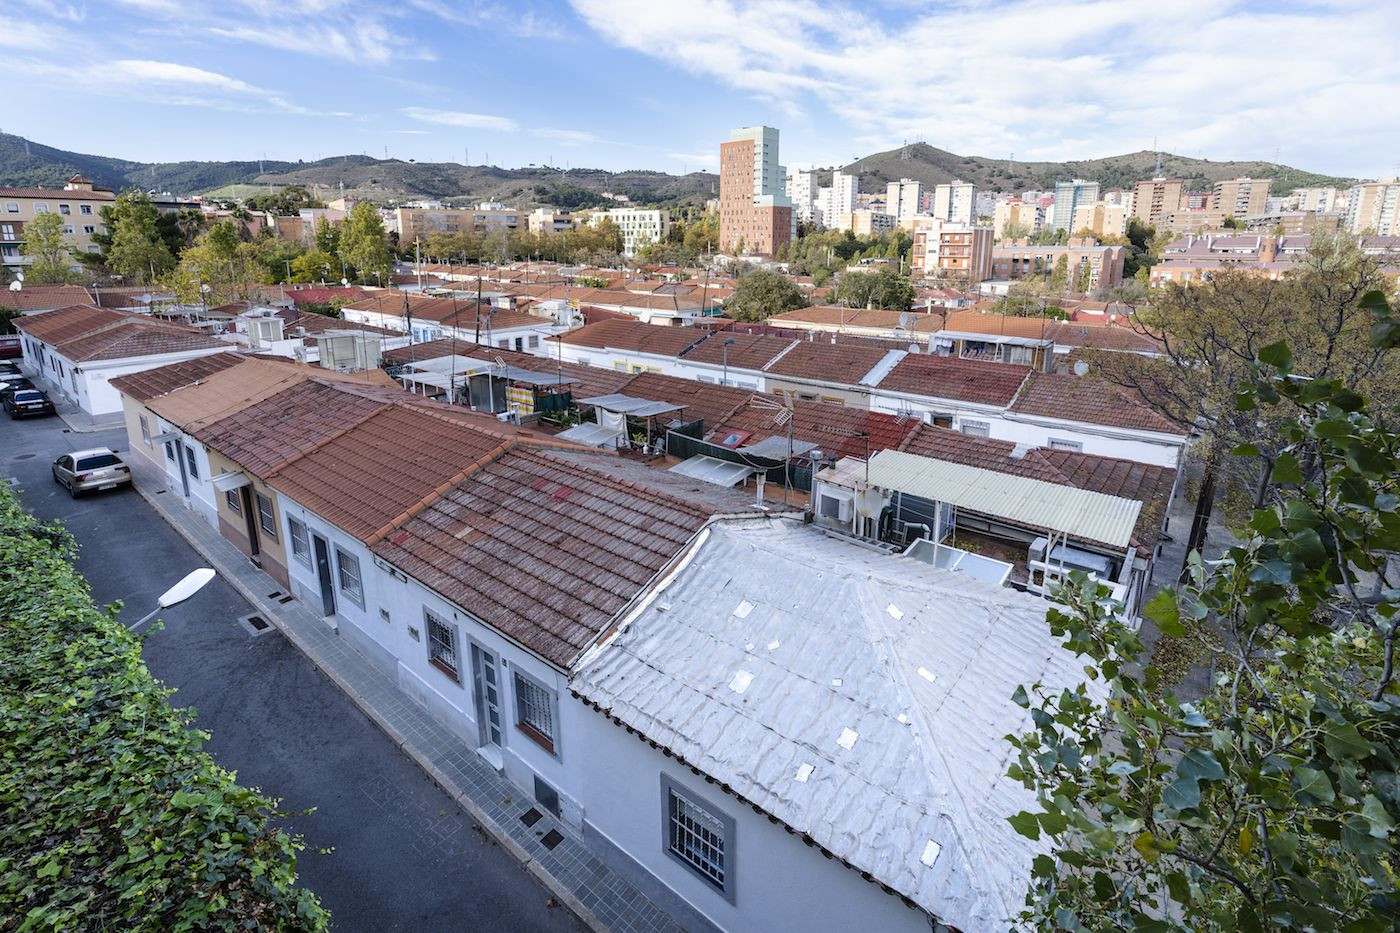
[127,567,216,632]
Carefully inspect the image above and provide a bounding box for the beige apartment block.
[912,223,994,283]
[395,206,524,244]
[0,175,115,273]
[1130,177,1185,227]
[1212,177,1272,218]
[1345,179,1400,235]
[992,200,1043,240]
[1071,202,1128,237]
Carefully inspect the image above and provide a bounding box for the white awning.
[668,454,756,487]
[211,470,251,492]
[554,422,625,449]
[867,449,1142,548]
[577,393,685,417]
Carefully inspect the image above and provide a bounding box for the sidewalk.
[18,366,123,434]
[132,466,683,933]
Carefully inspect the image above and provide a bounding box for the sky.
[3,0,1397,179]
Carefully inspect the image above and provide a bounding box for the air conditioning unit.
[816,488,852,522]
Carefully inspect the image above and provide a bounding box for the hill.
[843,142,1355,194]
[0,132,1355,208]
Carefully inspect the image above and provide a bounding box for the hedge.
[0,486,328,930]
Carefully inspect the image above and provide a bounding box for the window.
[59,204,70,215]
[79,204,92,215]
[513,671,557,753]
[138,414,150,443]
[1,224,13,241]
[288,518,311,567]
[225,489,241,513]
[425,608,458,680]
[960,419,990,437]
[164,440,175,462]
[3,203,17,213]
[335,546,363,608]
[662,775,734,899]
[63,224,75,235]
[82,225,95,235]
[1049,438,1083,452]
[34,203,48,213]
[183,444,199,479]
[256,493,277,540]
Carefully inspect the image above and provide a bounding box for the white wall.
[553,343,690,378]
[989,415,1184,467]
[277,493,588,829]
[574,704,931,933]
[148,417,219,529]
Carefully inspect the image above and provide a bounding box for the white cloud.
[531,128,602,146]
[666,151,718,168]
[390,129,432,135]
[402,106,518,132]
[570,0,1400,177]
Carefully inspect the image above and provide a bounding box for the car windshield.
[14,391,42,402]
[77,454,121,469]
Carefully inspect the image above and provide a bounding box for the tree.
[289,249,337,284]
[244,185,324,216]
[1048,254,1070,291]
[314,217,340,257]
[20,211,81,284]
[1000,222,1032,241]
[727,268,807,322]
[1008,300,1400,931]
[337,203,392,285]
[835,267,915,311]
[102,191,175,283]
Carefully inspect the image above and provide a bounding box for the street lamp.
[721,336,736,386]
[127,567,216,631]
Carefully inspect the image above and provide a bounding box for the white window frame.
[661,774,735,901]
[288,517,311,568]
[79,204,92,215]
[512,670,559,755]
[138,414,151,443]
[183,443,199,479]
[255,492,277,540]
[424,607,459,682]
[59,204,71,215]
[335,546,364,608]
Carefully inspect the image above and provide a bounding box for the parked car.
[52,448,132,497]
[0,335,20,359]
[3,388,55,418]
[0,360,22,377]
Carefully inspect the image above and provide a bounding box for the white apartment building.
[786,168,821,225]
[816,170,858,231]
[932,180,977,225]
[1293,187,1342,213]
[885,178,924,223]
[1345,180,1400,236]
[589,208,671,257]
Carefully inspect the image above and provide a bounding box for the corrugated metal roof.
[573,518,1108,931]
[867,449,1141,548]
[576,393,684,416]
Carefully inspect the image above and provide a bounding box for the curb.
[133,479,607,933]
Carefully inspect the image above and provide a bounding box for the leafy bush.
[0,488,327,931]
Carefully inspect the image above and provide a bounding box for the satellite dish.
[854,488,886,519]
[341,278,349,286]
[1073,360,1090,376]
[15,271,24,282]
[7,280,20,292]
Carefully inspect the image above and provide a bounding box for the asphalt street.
[2,410,584,932]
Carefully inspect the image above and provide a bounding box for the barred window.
[288,518,311,568]
[425,609,458,680]
[335,547,363,608]
[225,489,241,513]
[663,778,733,898]
[256,493,277,540]
[513,672,556,752]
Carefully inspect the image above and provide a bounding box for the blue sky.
[4,0,1397,178]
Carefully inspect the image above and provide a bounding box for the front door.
[312,534,335,617]
[239,486,261,557]
[471,644,503,751]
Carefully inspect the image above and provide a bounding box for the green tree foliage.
[289,248,338,284]
[1008,302,1400,931]
[1048,254,1070,291]
[785,228,912,279]
[682,212,720,256]
[243,186,325,216]
[101,190,175,283]
[727,268,808,322]
[313,217,340,257]
[834,266,916,311]
[19,211,81,284]
[0,487,327,930]
[337,202,393,284]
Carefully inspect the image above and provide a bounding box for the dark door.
[239,486,260,556]
[312,534,336,616]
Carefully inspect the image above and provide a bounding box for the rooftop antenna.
[1153,137,1161,174]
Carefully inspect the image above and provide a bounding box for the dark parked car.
[3,388,56,418]
[52,448,132,496]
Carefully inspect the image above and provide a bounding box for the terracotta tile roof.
[763,338,893,384]
[1041,449,1177,552]
[285,286,372,306]
[0,186,114,200]
[0,285,94,311]
[12,305,130,343]
[557,319,707,357]
[1010,371,1186,435]
[939,311,1057,340]
[54,320,226,362]
[708,397,920,460]
[370,445,716,668]
[898,424,1069,483]
[145,358,327,433]
[876,353,1030,406]
[109,351,248,401]
[276,308,397,337]
[266,405,518,543]
[680,331,796,370]
[1049,322,1164,354]
[194,379,394,477]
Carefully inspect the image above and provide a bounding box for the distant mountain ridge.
[0,133,1356,208]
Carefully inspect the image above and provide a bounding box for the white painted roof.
[574,518,1108,931]
[867,448,1142,548]
[668,454,755,487]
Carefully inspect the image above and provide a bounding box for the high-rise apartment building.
[1050,179,1100,231]
[1212,177,1272,218]
[786,169,821,226]
[1293,186,1341,213]
[992,200,1043,239]
[1131,177,1185,227]
[932,180,977,225]
[719,125,794,256]
[885,178,924,223]
[816,170,858,230]
[1071,202,1128,237]
[1345,179,1400,235]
